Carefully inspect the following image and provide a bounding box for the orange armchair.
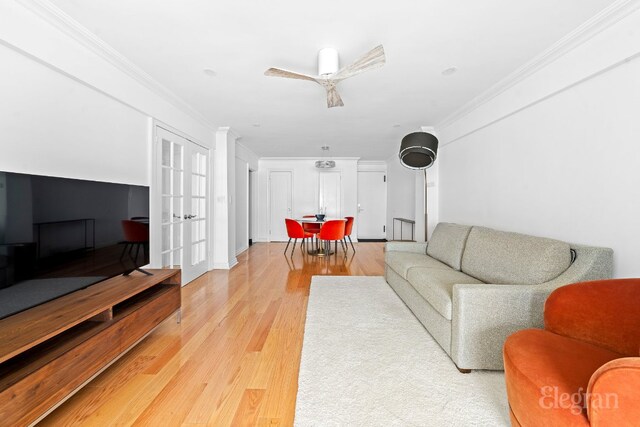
[504,279,640,426]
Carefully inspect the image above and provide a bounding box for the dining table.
[297,217,347,256]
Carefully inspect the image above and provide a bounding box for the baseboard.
[212,257,239,270]
[357,239,388,242]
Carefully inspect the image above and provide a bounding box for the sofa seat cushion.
[426,223,472,270]
[406,268,483,320]
[504,329,622,427]
[385,252,450,280]
[461,226,572,285]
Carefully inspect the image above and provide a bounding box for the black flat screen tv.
[0,171,150,320]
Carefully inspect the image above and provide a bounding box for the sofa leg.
[456,366,472,374]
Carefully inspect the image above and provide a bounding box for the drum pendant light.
[398,131,439,240]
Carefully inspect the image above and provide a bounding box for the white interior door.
[154,127,209,285]
[318,171,341,217]
[357,171,387,239]
[269,171,292,241]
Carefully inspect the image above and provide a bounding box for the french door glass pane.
[161,137,184,268]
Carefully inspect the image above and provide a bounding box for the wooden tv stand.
[0,269,181,426]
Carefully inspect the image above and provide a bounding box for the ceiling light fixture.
[252,123,261,127]
[203,68,217,76]
[442,66,458,76]
[315,145,336,169]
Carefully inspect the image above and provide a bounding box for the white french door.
[154,127,209,285]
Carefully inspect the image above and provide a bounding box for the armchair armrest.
[587,357,640,425]
[384,242,427,254]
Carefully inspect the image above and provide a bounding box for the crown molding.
[436,0,640,130]
[259,157,361,161]
[217,126,242,140]
[357,160,387,166]
[17,0,216,131]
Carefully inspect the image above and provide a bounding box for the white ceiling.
[50,0,613,160]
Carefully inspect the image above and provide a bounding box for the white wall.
[385,155,415,241]
[235,156,249,254]
[254,158,359,241]
[0,1,213,185]
[0,44,149,185]
[436,7,640,278]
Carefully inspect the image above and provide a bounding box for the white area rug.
[295,276,510,427]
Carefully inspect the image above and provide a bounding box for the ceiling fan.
[264,45,386,108]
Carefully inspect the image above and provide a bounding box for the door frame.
[150,121,211,285]
[267,169,293,242]
[356,170,388,240]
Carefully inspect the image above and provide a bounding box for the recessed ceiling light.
[252,123,261,127]
[442,66,458,76]
[203,68,217,77]
[392,124,401,128]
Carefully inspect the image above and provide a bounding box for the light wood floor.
[40,242,385,426]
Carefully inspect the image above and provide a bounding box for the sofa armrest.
[451,282,552,370]
[587,357,640,425]
[384,242,427,254]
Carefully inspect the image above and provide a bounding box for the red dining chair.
[318,220,346,256]
[344,216,355,253]
[120,220,150,264]
[302,215,321,238]
[284,219,313,255]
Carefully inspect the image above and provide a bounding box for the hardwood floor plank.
[39,242,385,426]
[231,389,266,427]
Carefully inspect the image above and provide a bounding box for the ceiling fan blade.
[327,87,344,108]
[332,45,385,81]
[264,67,318,82]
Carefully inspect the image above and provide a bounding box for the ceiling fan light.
[318,47,339,76]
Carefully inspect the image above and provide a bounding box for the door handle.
[183,214,197,220]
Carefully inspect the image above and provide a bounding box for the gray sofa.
[384,223,613,371]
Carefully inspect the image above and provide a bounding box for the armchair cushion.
[545,278,640,356]
[461,226,572,285]
[504,329,622,426]
[384,252,450,280]
[426,223,472,270]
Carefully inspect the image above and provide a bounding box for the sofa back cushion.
[426,223,472,270]
[461,226,572,285]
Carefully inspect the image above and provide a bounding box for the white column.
[212,127,239,269]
